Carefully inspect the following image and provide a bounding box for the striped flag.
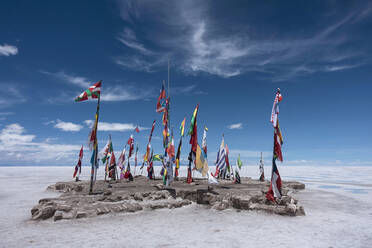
[266,157,282,202]
[75,81,101,102]
[73,145,83,178]
[214,135,226,176]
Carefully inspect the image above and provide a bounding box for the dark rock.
[76,212,87,219]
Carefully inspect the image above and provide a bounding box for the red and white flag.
[266,158,282,202]
[270,88,282,127]
[75,81,101,102]
[73,145,83,178]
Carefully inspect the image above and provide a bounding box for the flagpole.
[89,96,100,194]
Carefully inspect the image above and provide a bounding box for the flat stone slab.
[31,176,305,221]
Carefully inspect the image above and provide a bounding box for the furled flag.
[117,146,126,170]
[135,126,140,133]
[134,144,138,168]
[87,124,96,151]
[108,151,116,179]
[149,120,156,143]
[274,121,284,162]
[214,135,226,176]
[75,81,101,102]
[195,144,209,176]
[225,144,230,174]
[144,143,151,163]
[270,88,283,128]
[180,117,186,137]
[237,154,242,170]
[156,81,167,112]
[266,157,282,202]
[127,135,134,158]
[188,104,199,153]
[166,131,175,160]
[99,136,112,164]
[73,145,83,178]
[202,126,208,156]
[259,152,265,182]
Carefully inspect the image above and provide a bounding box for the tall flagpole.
[89,96,100,194]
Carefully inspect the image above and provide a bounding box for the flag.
[274,121,283,161]
[127,135,134,158]
[87,124,96,151]
[149,120,156,143]
[237,154,242,170]
[156,82,166,112]
[188,104,199,153]
[153,154,164,162]
[99,136,112,164]
[270,88,282,127]
[144,143,151,163]
[75,81,101,102]
[134,144,138,167]
[135,126,140,133]
[215,135,226,176]
[73,145,83,178]
[166,131,175,160]
[117,146,126,170]
[195,144,209,176]
[225,144,230,173]
[175,137,182,174]
[202,126,208,156]
[108,151,116,179]
[266,157,282,202]
[180,117,186,137]
[207,170,218,184]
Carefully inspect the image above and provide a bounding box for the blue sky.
[0,0,371,166]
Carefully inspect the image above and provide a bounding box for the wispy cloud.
[84,120,148,132]
[117,28,153,55]
[0,44,18,56]
[116,1,371,81]
[0,84,26,108]
[227,123,243,130]
[40,70,91,88]
[52,119,83,132]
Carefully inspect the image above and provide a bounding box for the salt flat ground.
[0,166,371,248]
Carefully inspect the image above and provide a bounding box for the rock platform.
[31,176,305,221]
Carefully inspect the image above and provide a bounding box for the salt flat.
[0,166,371,248]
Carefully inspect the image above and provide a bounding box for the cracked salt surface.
[0,166,371,248]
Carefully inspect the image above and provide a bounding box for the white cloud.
[84,120,148,132]
[227,123,243,130]
[53,119,83,132]
[0,44,18,56]
[40,71,91,88]
[0,123,82,165]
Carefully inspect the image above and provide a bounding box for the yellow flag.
[180,117,186,137]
